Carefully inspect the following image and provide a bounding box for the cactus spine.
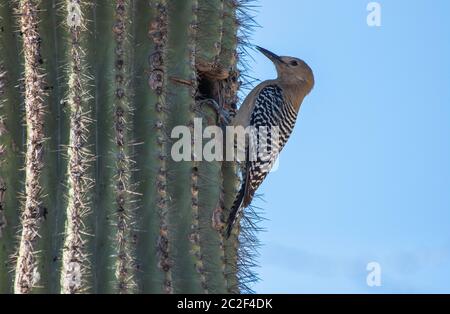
[0,0,257,294]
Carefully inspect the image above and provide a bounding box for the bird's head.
[256,46,314,95]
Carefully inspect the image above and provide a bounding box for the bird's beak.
[256,46,285,65]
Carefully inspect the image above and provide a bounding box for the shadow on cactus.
[0,0,260,294]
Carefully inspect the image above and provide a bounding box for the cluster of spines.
[188,1,211,293]
[236,202,264,293]
[233,0,261,294]
[113,0,136,294]
[60,0,93,294]
[13,0,47,294]
[148,0,172,294]
[235,0,260,94]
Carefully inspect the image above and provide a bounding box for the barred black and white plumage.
[226,85,298,237]
[225,46,314,238]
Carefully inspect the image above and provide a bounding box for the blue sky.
[245,0,450,293]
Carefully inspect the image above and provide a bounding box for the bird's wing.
[230,80,277,128]
[242,84,294,207]
[242,158,254,208]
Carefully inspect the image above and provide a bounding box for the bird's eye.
[290,60,298,66]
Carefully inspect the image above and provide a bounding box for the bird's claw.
[198,99,232,127]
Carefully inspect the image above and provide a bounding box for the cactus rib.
[113,0,136,294]
[14,0,47,294]
[60,0,93,294]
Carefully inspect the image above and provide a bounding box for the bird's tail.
[225,180,246,238]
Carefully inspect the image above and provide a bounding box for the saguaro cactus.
[0,0,258,294]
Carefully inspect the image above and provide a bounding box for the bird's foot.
[198,99,232,128]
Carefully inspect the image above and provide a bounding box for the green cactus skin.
[196,0,223,75]
[132,0,166,293]
[88,0,117,294]
[222,161,240,293]
[0,0,25,295]
[35,0,69,294]
[197,116,227,294]
[218,0,238,75]
[164,0,204,293]
[0,0,256,294]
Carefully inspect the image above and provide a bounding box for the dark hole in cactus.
[197,73,219,104]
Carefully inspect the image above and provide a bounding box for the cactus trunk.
[0,0,256,294]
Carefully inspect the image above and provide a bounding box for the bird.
[225,46,315,238]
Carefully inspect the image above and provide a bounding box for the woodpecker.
[226,46,315,237]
